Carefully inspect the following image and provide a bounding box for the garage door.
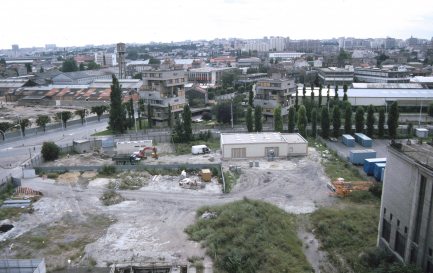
[265,147,279,157]
[231,148,246,159]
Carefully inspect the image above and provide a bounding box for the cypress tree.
[302,85,306,103]
[387,102,399,139]
[147,103,153,128]
[311,108,317,137]
[288,107,296,133]
[182,104,192,141]
[355,106,365,133]
[332,106,341,138]
[311,90,315,105]
[343,84,348,101]
[167,104,172,128]
[295,89,299,110]
[344,102,352,134]
[318,84,323,108]
[246,106,253,132]
[366,105,375,137]
[334,85,339,101]
[378,108,385,138]
[274,106,283,132]
[297,105,307,138]
[248,90,254,107]
[321,107,330,139]
[109,74,126,134]
[254,106,262,132]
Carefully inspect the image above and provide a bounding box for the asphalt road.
[0,118,109,181]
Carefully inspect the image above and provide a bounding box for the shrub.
[41,142,60,161]
[99,165,116,176]
[369,184,382,198]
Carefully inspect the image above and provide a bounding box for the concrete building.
[354,67,410,83]
[269,52,305,60]
[253,75,296,116]
[187,67,235,86]
[220,132,308,160]
[270,36,287,51]
[378,143,433,272]
[237,57,261,69]
[0,259,46,273]
[94,52,117,67]
[140,63,186,125]
[117,43,127,79]
[317,67,354,86]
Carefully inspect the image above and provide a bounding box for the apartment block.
[317,67,354,86]
[253,75,296,117]
[140,64,186,125]
[378,143,433,272]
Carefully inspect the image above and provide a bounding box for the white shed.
[220,133,308,160]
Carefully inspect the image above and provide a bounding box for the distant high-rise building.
[12,44,19,57]
[45,44,57,50]
[117,43,126,79]
[95,52,117,67]
[269,36,286,51]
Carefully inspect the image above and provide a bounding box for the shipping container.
[374,163,386,181]
[349,149,377,165]
[415,128,429,138]
[355,133,372,147]
[342,134,355,147]
[363,158,387,175]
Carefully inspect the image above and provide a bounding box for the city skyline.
[2,0,433,49]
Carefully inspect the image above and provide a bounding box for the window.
[384,208,387,215]
[265,147,279,157]
[395,230,406,258]
[405,226,408,234]
[390,213,393,220]
[429,248,432,257]
[382,218,391,242]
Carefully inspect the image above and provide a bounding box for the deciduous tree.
[288,107,296,133]
[321,108,330,139]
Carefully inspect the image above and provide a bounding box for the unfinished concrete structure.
[378,143,433,272]
[220,132,308,160]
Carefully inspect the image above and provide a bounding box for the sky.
[1,0,433,49]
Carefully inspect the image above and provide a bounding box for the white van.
[191,145,211,155]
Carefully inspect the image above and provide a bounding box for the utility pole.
[231,100,234,129]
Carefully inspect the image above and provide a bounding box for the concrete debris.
[201,211,217,220]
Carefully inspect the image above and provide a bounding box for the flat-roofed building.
[220,132,308,160]
[253,75,296,116]
[140,63,186,125]
[354,67,410,83]
[317,67,354,86]
[187,67,236,86]
[378,142,433,272]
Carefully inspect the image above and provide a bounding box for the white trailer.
[192,145,211,155]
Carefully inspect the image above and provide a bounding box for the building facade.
[94,52,117,67]
[354,67,410,83]
[378,143,433,272]
[140,65,186,125]
[253,75,296,116]
[187,67,235,86]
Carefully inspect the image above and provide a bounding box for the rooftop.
[352,83,424,89]
[188,67,234,73]
[221,132,307,144]
[390,142,433,172]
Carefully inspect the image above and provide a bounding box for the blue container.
[342,134,355,147]
[363,158,387,175]
[349,149,377,165]
[374,163,386,181]
[359,135,372,148]
[354,133,363,143]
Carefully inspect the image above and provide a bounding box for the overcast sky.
[2,0,433,49]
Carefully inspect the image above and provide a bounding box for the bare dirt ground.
[0,101,87,125]
[0,146,335,272]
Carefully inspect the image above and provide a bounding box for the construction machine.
[135,146,158,160]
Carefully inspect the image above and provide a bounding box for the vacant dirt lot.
[0,147,334,271]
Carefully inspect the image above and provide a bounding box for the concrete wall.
[378,147,433,269]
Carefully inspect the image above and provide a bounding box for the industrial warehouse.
[220,132,308,160]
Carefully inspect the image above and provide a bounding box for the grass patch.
[98,165,116,176]
[310,196,380,273]
[91,129,113,136]
[100,190,124,206]
[311,139,364,181]
[185,199,312,273]
[0,207,29,221]
[2,214,113,271]
[222,171,239,193]
[174,138,220,155]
